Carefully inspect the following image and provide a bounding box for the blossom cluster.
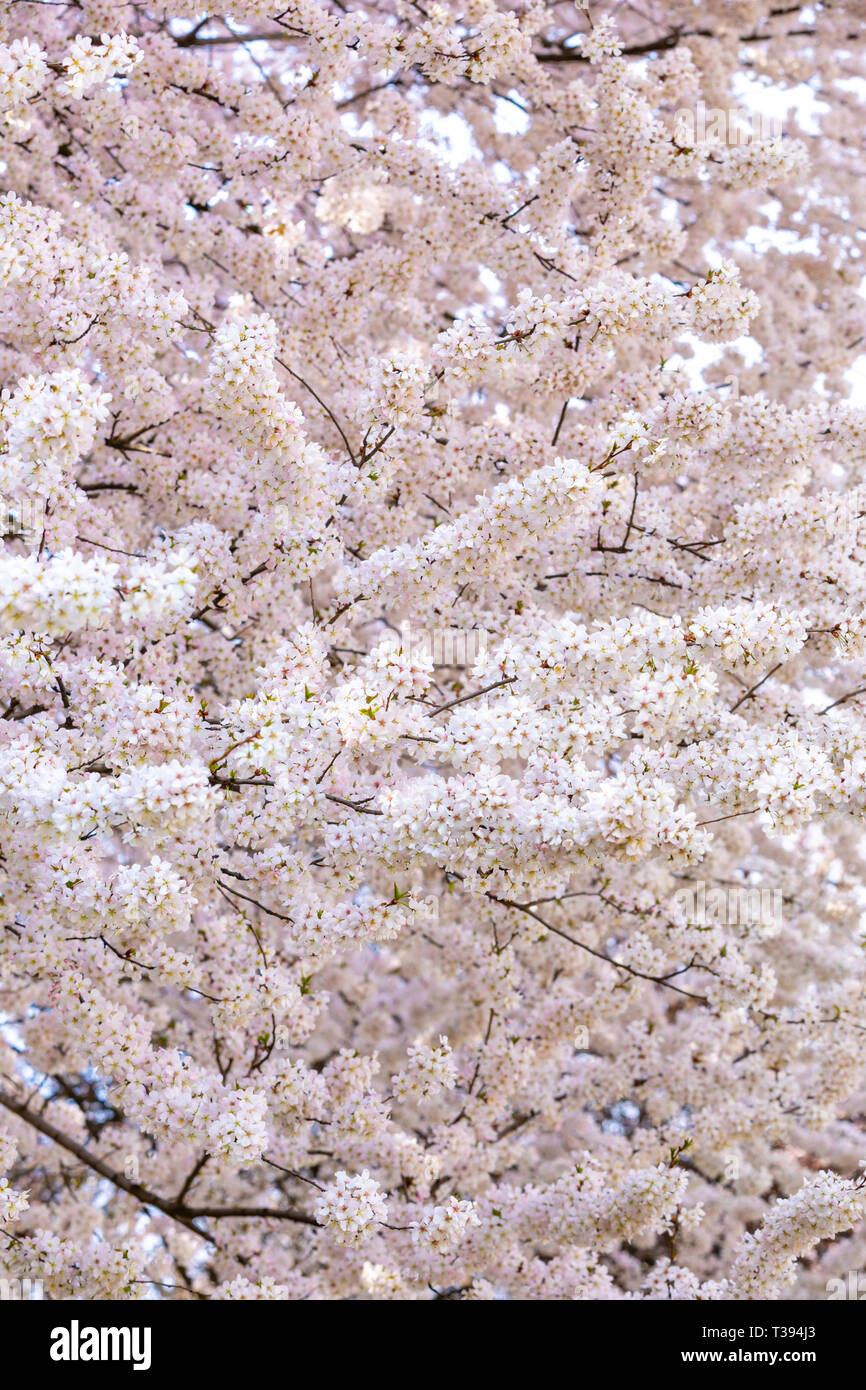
[0,0,865,1304]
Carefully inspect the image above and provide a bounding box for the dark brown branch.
[0,1087,316,1236]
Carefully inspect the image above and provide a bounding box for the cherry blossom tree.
[2,0,866,1301]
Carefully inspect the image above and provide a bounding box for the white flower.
[315,1171,388,1244]
[411,1196,481,1253]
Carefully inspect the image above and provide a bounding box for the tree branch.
[0,1088,317,1238]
